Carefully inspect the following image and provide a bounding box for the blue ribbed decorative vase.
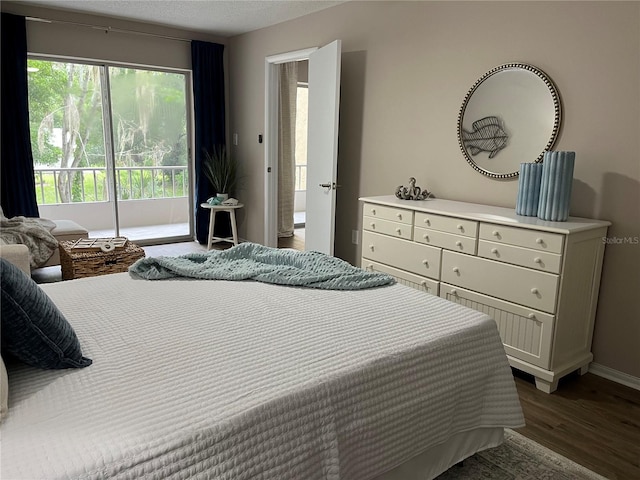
[515,163,543,216]
[537,151,575,222]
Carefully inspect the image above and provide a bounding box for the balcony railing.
[34,166,188,205]
[295,164,307,192]
[36,164,303,205]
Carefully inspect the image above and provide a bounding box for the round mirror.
[457,63,562,179]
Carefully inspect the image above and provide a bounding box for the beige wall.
[228,1,640,378]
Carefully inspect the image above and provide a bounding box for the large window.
[294,83,308,192]
[27,58,191,242]
[28,61,106,204]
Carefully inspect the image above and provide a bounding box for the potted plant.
[202,145,239,200]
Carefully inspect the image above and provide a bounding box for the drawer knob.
[451,289,458,296]
[422,259,429,266]
[492,230,499,236]
[491,247,498,254]
[396,213,402,219]
[457,224,463,230]
[528,313,536,319]
[369,245,375,251]
[367,264,373,270]
[423,234,429,241]
[452,267,460,273]
[424,219,431,226]
[370,222,376,229]
[534,257,542,264]
[395,228,402,234]
[531,288,539,294]
[371,209,376,215]
[536,238,544,244]
[420,280,427,287]
[455,241,462,247]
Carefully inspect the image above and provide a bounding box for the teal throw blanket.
[129,243,395,290]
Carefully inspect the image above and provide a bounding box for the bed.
[1,248,524,480]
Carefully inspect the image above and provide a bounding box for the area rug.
[436,429,606,479]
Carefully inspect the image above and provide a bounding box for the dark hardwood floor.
[277,227,305,250]
[513,370,640,479]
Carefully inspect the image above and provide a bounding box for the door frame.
[264,47,317,247]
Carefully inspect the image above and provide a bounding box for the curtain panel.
[277,62,298,238]
[191,41,226,243]
[1,13,40,218]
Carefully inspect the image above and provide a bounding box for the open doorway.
[276,60,308,251]
[293,65,308,246]
[294,75,308,231]
[265,41,341,255]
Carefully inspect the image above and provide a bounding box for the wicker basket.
[59,240,146,280]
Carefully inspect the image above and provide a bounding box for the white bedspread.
[2,274,524,480]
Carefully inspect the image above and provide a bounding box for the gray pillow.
[0,258,92,369]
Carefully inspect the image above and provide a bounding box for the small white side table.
[200,202,244,249]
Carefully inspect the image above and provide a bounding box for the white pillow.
[1,356,8,421]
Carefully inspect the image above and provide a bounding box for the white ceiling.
[15,0,346,37]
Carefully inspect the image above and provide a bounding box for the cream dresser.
[360,195,610,393]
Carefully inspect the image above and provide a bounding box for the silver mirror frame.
[457,63,562,179]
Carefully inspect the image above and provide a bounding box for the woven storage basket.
[59,240,145,280]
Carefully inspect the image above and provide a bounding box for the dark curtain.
[191,40,227,243]
[1,13,40,218]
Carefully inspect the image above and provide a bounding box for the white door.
[304,40,342,255]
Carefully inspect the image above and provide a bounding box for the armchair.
[0,244,30,275]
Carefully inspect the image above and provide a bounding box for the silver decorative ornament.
[395,177,432,201]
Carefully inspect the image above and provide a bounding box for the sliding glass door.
[27,58,192,243]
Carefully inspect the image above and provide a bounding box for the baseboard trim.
[589,363,640,391]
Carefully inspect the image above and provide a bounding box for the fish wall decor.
[461,116,509,159]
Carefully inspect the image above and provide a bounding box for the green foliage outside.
[116,169,188,200]
[27,59,189,204]
[34,169,188,203]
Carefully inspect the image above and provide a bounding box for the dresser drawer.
[440,283,554,369]
[362,230,441,279]
[363,260,439,295]
[414,227,477,255]
[479,223,564,254]
[363,203,413,224]
[363,216,412,240]
[441,251,559,313]
[415,212,478,237]
[478,240,562,274]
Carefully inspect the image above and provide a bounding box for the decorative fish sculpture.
[461,116,509,159]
